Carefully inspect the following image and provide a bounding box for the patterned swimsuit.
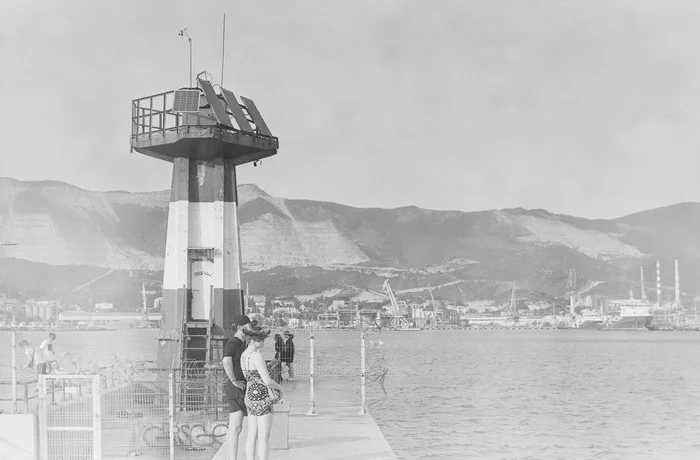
[243,353,273,416]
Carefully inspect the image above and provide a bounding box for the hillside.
[1,177,699,307]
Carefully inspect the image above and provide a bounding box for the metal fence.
[31,327,386,459]
[100,372,172,459]
[40,375,100,460]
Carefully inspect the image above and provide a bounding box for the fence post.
[359,330,367,415]
[169,371,175,460]
[93,375,103,460]
[23,382,29,413]
[307,329,316,415]
[40,375,47,460]
[11,331,17,413]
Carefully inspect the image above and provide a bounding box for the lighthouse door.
[190,258,214,320]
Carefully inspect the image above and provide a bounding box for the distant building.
[318,313,339,328]
[250,295,267,306]
[94,302,114,311]
[329,300,346,312]
[58,311,162,328]
[0,297,19,313]
[444,309,461,325]
[272,306,299,316]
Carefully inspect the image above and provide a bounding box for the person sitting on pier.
[241,323,283,460]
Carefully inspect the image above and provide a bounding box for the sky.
[2,0,700,219]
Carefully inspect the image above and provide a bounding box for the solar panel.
[220,88,254,133]
[198,79,235,128]
[240,97,272,136]
[173,89,201,113]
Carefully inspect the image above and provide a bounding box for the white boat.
[602,300,653,330]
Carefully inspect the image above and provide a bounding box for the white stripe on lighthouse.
[224,201,242,290]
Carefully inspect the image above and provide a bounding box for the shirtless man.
[221,315,251,459]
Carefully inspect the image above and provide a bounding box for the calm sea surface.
[2,329,700,459]
[375,330,700,460]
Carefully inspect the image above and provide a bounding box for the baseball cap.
[231,314,251,327]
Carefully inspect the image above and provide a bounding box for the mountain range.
[1,176,699,309]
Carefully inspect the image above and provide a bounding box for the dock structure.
[130,75,278,369]
[0,315,395,459]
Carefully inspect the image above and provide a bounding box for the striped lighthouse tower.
[131,75,278,369]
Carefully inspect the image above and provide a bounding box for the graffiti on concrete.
[142,420,229,450]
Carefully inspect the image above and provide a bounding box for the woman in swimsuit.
[240,323,283,460]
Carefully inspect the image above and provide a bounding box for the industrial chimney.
[656,260,661,305]
[675,259,680,307]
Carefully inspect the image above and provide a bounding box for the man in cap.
[282,330,296,381]
[222,314,251,459]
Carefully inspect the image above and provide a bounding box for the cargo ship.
[602,299,653,330]
[601,267,654,331]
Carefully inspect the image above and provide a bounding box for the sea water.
[2,329,699,459]
[374,329,700,459]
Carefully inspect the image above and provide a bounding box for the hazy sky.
[2,0,699,219]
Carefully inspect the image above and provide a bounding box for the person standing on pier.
[241,323,283,460]
[38,332,57,374]
[222,315,252,460]
[273,333,284,361]
[281,330,295,381]
[19,340,36,371]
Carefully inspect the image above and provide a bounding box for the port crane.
[382,280,407,315]
[504,282,519,323]
[428,284,445,327]
[382,280,410,328]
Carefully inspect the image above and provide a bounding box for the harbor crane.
[382,280,410,328]
[382,280,407,316]
[566,267,577,316]
[428,284,445,327]
[505,282,519,321]
[565,267,604,316]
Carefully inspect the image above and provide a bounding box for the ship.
[575,309,606,330]
[602,299,653,330]
[601,266,655,331]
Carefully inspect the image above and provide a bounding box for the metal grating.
[173,89,201,113]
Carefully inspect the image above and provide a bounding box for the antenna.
[178,28,193,87]
[221,14,226,87]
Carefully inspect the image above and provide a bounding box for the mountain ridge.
[1,177,699,306]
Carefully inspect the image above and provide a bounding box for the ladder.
[182,320,210,365]
[177,286,231,412]
[179,286,229,368]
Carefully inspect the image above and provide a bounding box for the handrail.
[0,378,37,385]
[130,89,279,144]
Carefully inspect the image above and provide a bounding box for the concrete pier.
[212,413,397,460]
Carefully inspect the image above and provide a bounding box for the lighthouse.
[130,73,278,369]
